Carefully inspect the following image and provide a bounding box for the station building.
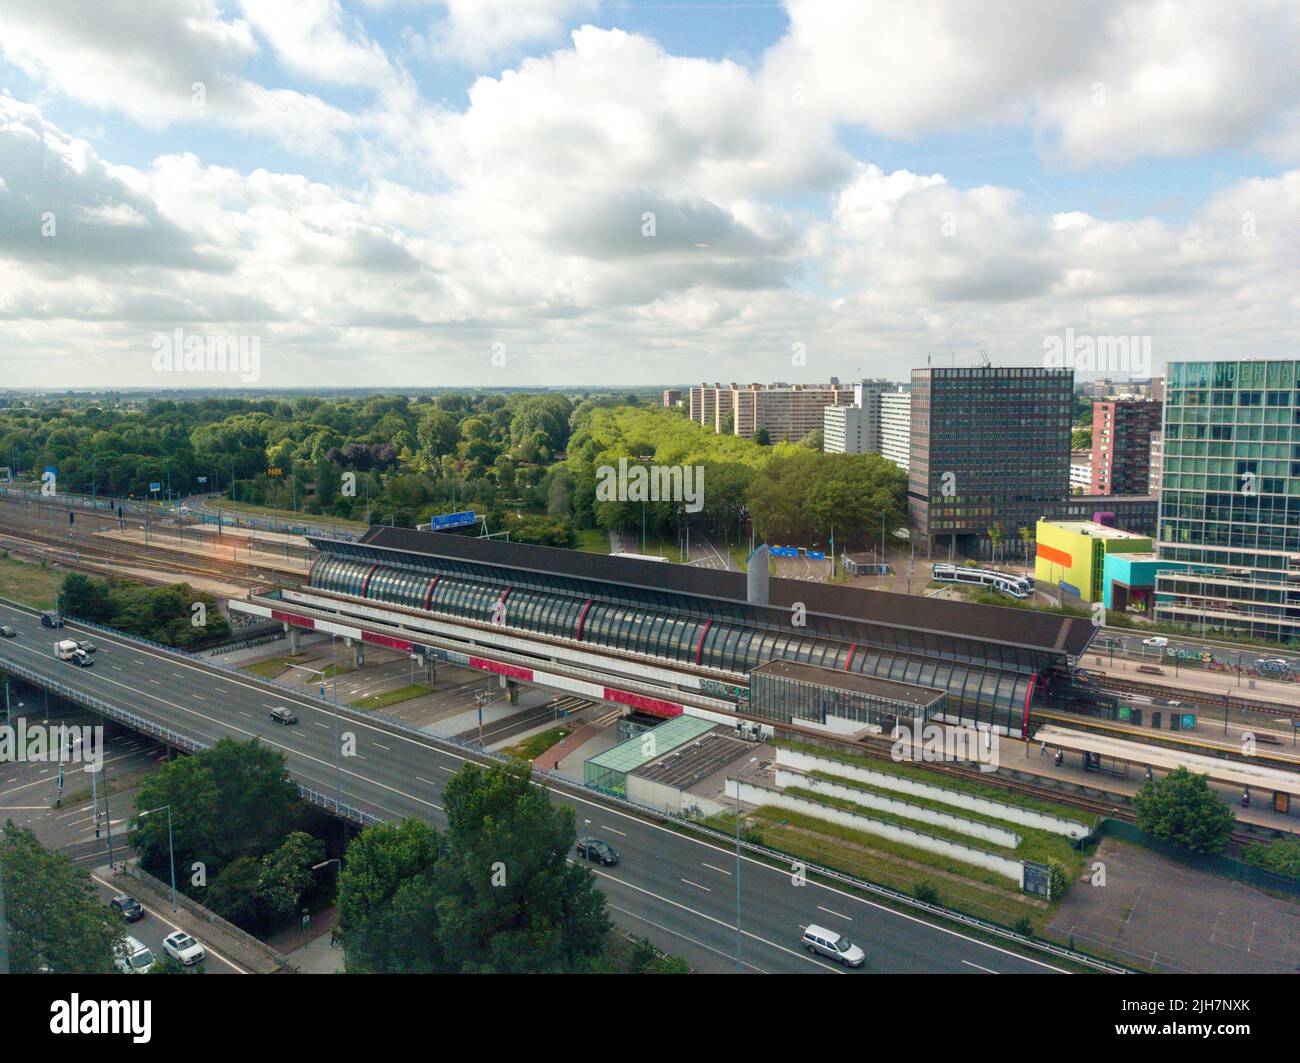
[236,526,1098,739]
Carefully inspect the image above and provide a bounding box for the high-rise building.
[1070,451,1093,492]
[879,389,911,472]
[1148,431,1164,495]
[662,389,683,407]
[1090,398,1162,495]
[909,367,1073,555]
[823,404,873,453]
[1154,359,1300,642]
[689,382,855,441]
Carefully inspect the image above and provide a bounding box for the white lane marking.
[680,878,711,893]
[817,905,852,921]
[605,903,766,974]
[416,777,438,786]
[373,742,391,751]
[962,960,997,973]
[703,862,733,876]
[600,825,626,836]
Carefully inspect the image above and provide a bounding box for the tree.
[57,572,114,623]
[257,832,326,923]
[416,409,459,463]
[1,823,122,973]
[1134,767,1235,854]
[435,762,610,973]
[754,425,770,446]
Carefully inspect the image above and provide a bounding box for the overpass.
[0,598,1073,974]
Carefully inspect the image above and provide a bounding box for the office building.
[909,367,1073,555]
[1148,431,1164,495]
[1070,451,1092,492]
[1090,398,1162,495]
[1035,519,1152,604]
[1154,359,1300,642]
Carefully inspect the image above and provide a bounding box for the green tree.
[1,823,122,973]
[57,572,114,623]
[1134,767,1235,854]
[257,831,326,922]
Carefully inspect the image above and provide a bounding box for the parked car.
[110,894,145,923]
[801,924,865,967]
[162,931,206,966]
[40,611,64,629]
[576,838,619,866]
[270,706,298,725]
[114,935,155,974]
[0,625,16,638]
[1142,636,1168,649]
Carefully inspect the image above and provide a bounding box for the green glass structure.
[1157,360,1300,643]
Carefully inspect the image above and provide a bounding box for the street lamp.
[138,805,176,911]
[734,755,758,974]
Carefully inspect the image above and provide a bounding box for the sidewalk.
[536,719,610,772]
[268,906,343,974]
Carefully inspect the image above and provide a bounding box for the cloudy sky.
[2,0,1299,389]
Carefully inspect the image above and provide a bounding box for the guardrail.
[0,599,1132,974]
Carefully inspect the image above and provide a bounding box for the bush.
[913,881,940,904]
[1240,839,1300,882]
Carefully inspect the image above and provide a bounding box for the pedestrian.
[1039,741,1047,757]
[302,909,310,932]
[329,928,338,948]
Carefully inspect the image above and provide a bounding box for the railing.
[0,600,1132,975]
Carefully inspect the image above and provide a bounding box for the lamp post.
[139,805,176,910]
[734,755,758,974]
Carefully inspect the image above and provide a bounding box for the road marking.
[193,695,205,702]
[238,711,252,718]
[680,878,711,893]
[601,825,626,836]
[962,960,997,973]
[817,905,851,921]
[702,862,732,876]
[373,742,391,751]
[605,903,766,973]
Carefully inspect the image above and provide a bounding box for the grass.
[350,683,431,711]
[574,528,610,554]
[0,552,63,610]
[503,725,572,760]
[214,497,371,532]
[241,654,306,679]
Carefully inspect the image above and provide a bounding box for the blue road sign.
[149,482,162,493]
[425,510,477,531]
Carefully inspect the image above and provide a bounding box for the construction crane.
[978,348,991,368]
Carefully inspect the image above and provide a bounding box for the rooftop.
[751,658,946,707]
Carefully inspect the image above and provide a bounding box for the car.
[40,611,64,629]
[110,894,145,923]
[114,935,155,974]
[0,625,16,638]
[70,649,94,667]
[576,838,619,866]
[1256,657,1291,673]
[1142,636,1168,648]
[162,931,206,966]
[1137,664,1165,675]
[801,923,865,967]
[270,706,298,725]
[75,640,96,654]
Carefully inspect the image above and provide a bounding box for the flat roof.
[586,715,717,775]
[751,658,946,707]
[338,526,1096,659]
[1045,520,1150,539]
[633,731,754,788]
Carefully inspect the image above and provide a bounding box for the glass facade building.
[749,659,946,730]
[1156,360,1300,643]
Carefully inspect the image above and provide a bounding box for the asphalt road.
[0,602,1064,975]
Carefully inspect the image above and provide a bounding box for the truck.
[54,639,80,660]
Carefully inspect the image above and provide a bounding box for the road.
[0,602,1064,974]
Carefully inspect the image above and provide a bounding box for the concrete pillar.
[501,677,518,704]
[353,643,364,668]
[288,626,300,654]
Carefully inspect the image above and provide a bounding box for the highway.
[0,601,1064,974]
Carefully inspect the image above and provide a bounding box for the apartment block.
[1090,398,1162,495]
[689,382,855,441]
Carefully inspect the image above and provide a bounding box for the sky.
[1,0,1299,389]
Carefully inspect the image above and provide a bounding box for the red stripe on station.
[306,555,323,586]
[469,657,533,681]
[360,563,380,597]
[694,620,713,666]
[844,642,857,671]
[1021,674,1038,739]
[602,687,682,718]
[271,610,316,629]
[362,630,412,652]
[574,598,594,641]
[421,575,440,610]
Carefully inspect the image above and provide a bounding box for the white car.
[1142,637,1168,649]
[114,935,155,974]
[162,931,207,966]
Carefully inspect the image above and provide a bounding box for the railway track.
[1086,673,1300,720]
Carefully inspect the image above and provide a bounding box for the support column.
[287,625,300,654]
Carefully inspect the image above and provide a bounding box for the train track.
[1086,673,1300,720]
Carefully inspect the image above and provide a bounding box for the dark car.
[0,625,16,638]
[76,640,96,655]
[576,838,619,866]
[40,612,64,629]
[70,649,94,668]
[270,706,298,725]
[110,894,145,923]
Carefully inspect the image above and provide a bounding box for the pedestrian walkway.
[269,905,343,974]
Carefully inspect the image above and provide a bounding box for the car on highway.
[70,649,94,668]
[110,894,145,923]
[801,924,865,967]
[269,706,298,725]
[114,935,156,974]
[1255,657,1291,674]
[40,611,64,628]
[1142,636,1168,649]
[0,625,16,638]
[162,931,206,966]
[76,640,96,654]
[576,838,619,866]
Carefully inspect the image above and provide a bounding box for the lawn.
[574,528,610,554]
[241,654,306,679]
[350,684,431,711]
[0,552,63,610]
[502,726,572,761]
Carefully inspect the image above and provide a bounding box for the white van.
[801,924,865,967]
[1142,636,1169,649]
[114,935,156,974]
[54,639,80,661]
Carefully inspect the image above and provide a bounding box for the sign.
[149,482,161,493]
[197,476,207,485]
[1022,861,1051,899]
[268,467,283,477]
[423,510,477,531]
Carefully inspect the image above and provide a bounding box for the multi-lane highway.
[0,601,1065,974]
